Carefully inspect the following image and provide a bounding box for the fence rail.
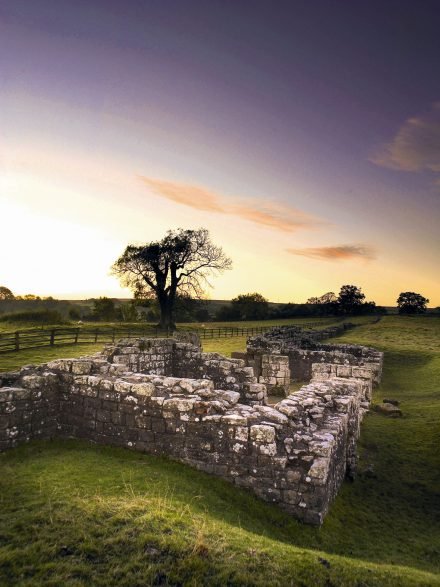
[0,320,334,354]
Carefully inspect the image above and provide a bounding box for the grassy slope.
[0,316,439,585]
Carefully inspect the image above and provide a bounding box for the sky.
[1,0,439,305]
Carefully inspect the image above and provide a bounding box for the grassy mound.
[0,316,439,585]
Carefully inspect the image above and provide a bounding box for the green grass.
[0,344,105,373]
[183,316,342,329]
[202,336,248,356]
[0,338,248,374]
[0,316,439,585]
[0,317,345,372]
[0,441,438,587]
[0,314,373,336]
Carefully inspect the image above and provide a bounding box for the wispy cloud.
[140,176,324,232]
[371,102,440,175]
[287,244,376,261]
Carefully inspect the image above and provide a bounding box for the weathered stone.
[0,328,383,527]
[250,424,276,444]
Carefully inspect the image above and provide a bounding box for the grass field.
[0,316,373,373]
[0,316,343,333]
[0,344,105,373]
[0,316,439,585]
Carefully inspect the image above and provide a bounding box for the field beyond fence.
[0,320,337,354]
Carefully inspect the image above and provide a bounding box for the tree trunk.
[158,295,176,331]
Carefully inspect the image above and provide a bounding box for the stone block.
[250,424,276,444]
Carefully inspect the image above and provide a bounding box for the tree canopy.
[231,292,269,320]
[0,286,14,300]
[337,285,366,315]
[112,228,232,329]
[306,292,337,305]
[397,292,429,314]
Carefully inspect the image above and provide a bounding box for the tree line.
[1,228,433,327]
[110,228,432,326]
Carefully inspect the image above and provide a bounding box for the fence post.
[94,329,99,343]
[50,329,55,346]
[15,331,20,351]
[112,328,115,343]
[74,328,79,344]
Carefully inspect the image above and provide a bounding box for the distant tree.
[230,292,269,320]
[360,300,378,314]
[274,302,302,318]
[307,292,337,304]
[0,286,14,300]
[337,285,366,315]
[112,228,232,330]
[215,304,241,321]
[320,292,337,304]
[306,296,319,305]
[306,291,338,316]
[397,292,429,315]
[173,296,210,323]
[92,297,117,321]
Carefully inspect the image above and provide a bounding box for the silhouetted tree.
[0,286,14,300]
[397,292,429,314]
[306,291,338,316]
[337,285,365,315]
[230,292,269,320]
[215,304,241,321]
[307,292,337,304]
[112,228,232,330]
[173,296,210,323]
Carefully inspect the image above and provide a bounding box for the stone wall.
[99,338,267,406]
[232,352,291,395]
[0,368,59,451]
[246,327,383,386]
[0,326,383,525]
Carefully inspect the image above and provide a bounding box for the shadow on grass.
[2,437,439,576]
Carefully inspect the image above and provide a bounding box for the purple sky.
[1,1,439,304]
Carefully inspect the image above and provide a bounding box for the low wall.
[246,327,383,386]
[0,327,383,525]
[0,368,59,451]
[99,338,266,406]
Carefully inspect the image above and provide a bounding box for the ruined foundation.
[0,326,383,525]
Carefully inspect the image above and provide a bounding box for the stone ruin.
[0,325,383,525]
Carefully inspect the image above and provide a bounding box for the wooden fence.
[0,321,332,354]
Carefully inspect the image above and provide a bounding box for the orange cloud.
[371,102,440,174]
[140,176,323,232]
[287,244,376,261]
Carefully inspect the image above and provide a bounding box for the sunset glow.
[1,2,439,305]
